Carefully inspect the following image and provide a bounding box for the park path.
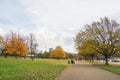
[55,61,120,80]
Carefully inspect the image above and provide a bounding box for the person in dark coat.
[71,59,75,64]
[68,60,70,64]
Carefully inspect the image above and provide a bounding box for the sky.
[0,0,120,53]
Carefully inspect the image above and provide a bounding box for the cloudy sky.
[0,0,120,53]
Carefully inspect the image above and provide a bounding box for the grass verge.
[90,62,120,75]
[0,58,68,80]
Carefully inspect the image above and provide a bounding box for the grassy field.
[91,62,120,75]
[0,58,68,80]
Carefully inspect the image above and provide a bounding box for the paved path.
[56,62,120,80]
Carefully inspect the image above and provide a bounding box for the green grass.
[0,58,68,80]
[91,62,120,75]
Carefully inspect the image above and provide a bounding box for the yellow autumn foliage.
[79,39,97,57]
[50,46,66,59]
[4,32,28,56]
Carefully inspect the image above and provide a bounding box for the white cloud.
[0,0,120,53]
[33,26,78,52]
[0,27,6,36]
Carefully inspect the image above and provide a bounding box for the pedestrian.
[71,59,75,64]
[68,60,70,64]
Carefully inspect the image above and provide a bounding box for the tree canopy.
[75,17,120,65]
[78,39,97,61]
[4,32,28,58]
[50,46,66,59]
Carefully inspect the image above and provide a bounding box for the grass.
[0,58,68,80]
[90,62,120,75]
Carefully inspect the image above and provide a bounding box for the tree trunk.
[90,55,94,62]
[105,56,109,65]
[15,56,18,59]
[31,54,34,61]
[91,58,94,62]
[31,57,33,61]
[24,56,26,59]
[4,53,7,59]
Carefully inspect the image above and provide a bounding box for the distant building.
[49,48,53,53]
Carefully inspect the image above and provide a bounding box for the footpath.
[55,61,120,80]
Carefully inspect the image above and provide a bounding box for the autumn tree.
[16,36,28,58]
[78,39,97,62]
[50,46,66,59]
[4,32,28,58]
[75,17,120,65]
[114,45,120,57]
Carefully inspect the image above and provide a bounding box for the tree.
[113,46,120,57]
[78,39,97,62]
[28,33,38,61]
[36,53,43,58]
[16,36,28,58]
[67,53,75,59]
[50,46,66,59]
[43,51,50,58]
[67,53,78,59]
[75,17,120,65]
[0,35,4,55]
[4,32,28,58]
